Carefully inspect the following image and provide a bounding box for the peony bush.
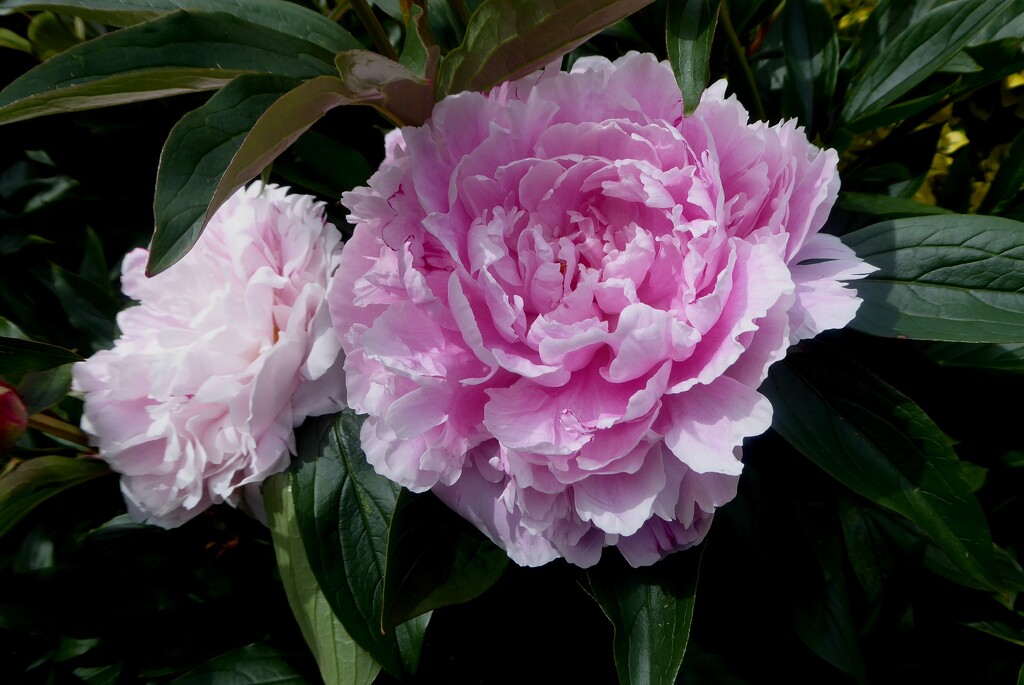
[330,53,874,567]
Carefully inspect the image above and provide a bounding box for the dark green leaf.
[169,642,310,685]
[0,0,362,53]
[0,336,82,374]
[782,0,837,133]
[837,496,891,605]
[762,345,1006,593]
[588,548,701,685]
[0,316,27,339]
[925,341,1024,373]
[965,620,1024,647]
[666,0,721,116]
[292,411,429,678]
[149,74,302,276]
[979,127,1024,215]
[836,191,952,218]
[264,474,381,685]
[0,456,110,538]
[436,0,655,97]
[0,11,336,126]
[382,490,507,629]
[16,364,72,414]
[334,51,435,126]
[48,263,120,350]
[844,214,1024,342]
[399,4,433,78]
[841,0,1011,125]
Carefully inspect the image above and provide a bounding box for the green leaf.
[48,263,120,350]
[292,411,429,678]
[381,490,507,629]
[149,73,302,276]
[836,191,952,218]
[16,364,72,414]
[979,127,1024,215]
[666,0,722,116]
[0,0,363,53]
[844,214,1024,342]
[781,0,837,133]
[588,548,702,685]
[265,474,381,685]
[0,11,336,126]
[399,4,433,78]
[965,620,1024,647]
[762,345,1006,593]
[0,27,32,54]
[436,0,655,97]
[0,336,82,374]
[169,642,310,685]
[841,0,1011,126]
[27,11,81,60]
[0,456,110,539]
[334,51,435,127]
[924,341,1024,373]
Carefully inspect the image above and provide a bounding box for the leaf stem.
[28,413,90,447]
[720,1,765,122]
[350,0,399,62]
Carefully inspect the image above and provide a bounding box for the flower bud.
[0,381,28,451]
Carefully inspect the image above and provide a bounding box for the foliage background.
[1,0,1024,683]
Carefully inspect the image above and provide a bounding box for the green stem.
[720,1,766,122]
[350,0,399,61]
[28,413,90,447]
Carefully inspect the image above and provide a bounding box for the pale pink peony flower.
[73,184,346,527]
[329,53,875,567]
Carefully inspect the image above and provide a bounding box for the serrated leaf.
[265,474,380,685]
[588,548,701,685]
[762,344,1006,593]
[149,73,302,275]
[841,0,1011,125]
[666,0,721,116]
[844,214,1024,342]
[436,0,655,97]
[0,456,110,538]
[0,336,82,374]
[381,490,507,629]
[0,0,362,53]
[782,0,837,133]
[169,642,310,685]
[292,411,429,678]
[0,10,336,126]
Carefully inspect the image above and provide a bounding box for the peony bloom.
[73,184,345,527]
[329,53,875,567]
[0,380,28,451]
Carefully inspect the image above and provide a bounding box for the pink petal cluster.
[329,53,875,567]
[73,184,346,527]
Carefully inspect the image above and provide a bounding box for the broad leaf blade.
[836,191,952,218]
[844,214,1024,342]
[782,0,837,132]
[334,51,436,127]
[292,411,429,678]
[0,456,110,538]
[437,0,655,97]
[588,548,702,685]
[0,11,336,126]
[265,474,381,685]
[0,336,82,374]
[149,74,302,275]
[666,0,722,116]
[924,341,1024,373]
[0,0,363,52]
[382,490,507,629]
[169,642,310,685]
[762,345,1006,593]
[841,0,1011,125]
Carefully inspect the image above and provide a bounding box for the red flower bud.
[0,381,28,451]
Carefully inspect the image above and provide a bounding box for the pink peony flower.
[329,53,875,567]
[73,184,346,527]
[0,380,28,452]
